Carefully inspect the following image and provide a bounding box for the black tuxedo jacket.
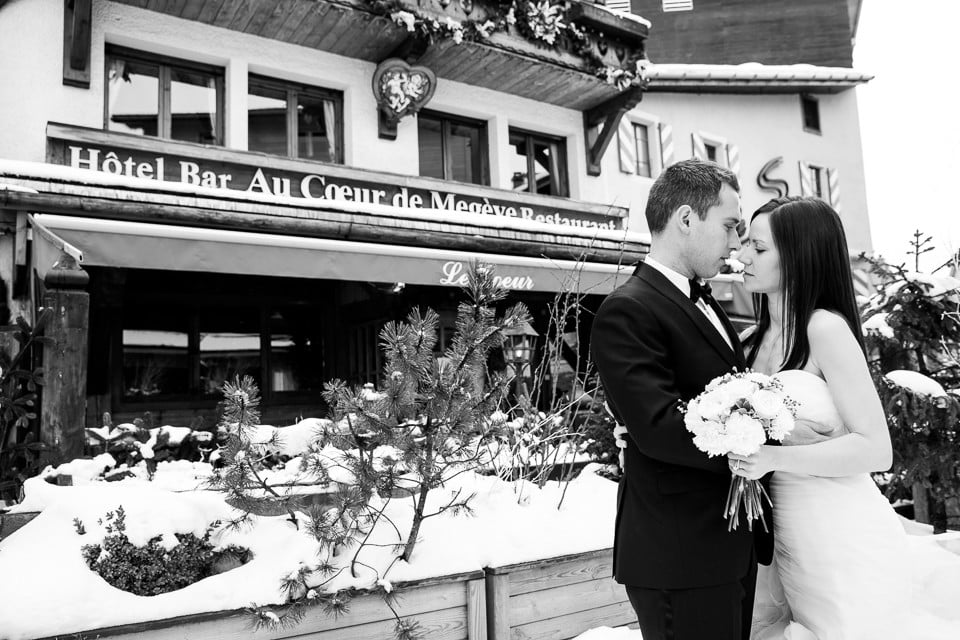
[591,262,774,589]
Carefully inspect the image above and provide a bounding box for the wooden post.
[466,577,488,640]
[40,254,90,464]
[485,571,510,640]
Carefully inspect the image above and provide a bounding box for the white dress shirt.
[643,257,733,350]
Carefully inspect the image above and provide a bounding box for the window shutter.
[605,0,632,13]
[725,143,740,177]
[798,161,814,196]
[827,167,841,213]
[618,118,636,174]
[659,122,674,169]
[691,132,706,160]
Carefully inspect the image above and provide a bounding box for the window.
[121,304,324,401]
[418,111,489,185]
[809,164,826,198]
[248,75,343,163]
[632,123,653,177]
[662,0,693,11]
[508,128,569,197]
[704,142,719,163]
[801,94,821,134]
[692,131,729,168]
[105,47,224,145]
[604,0,632,13]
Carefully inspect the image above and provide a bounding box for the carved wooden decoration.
[583,85,644,176]
[372,58,437,140]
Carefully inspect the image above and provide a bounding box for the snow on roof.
[646,62,873,89]
[0,160,652,246]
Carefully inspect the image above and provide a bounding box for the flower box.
[34,570,487,640]
[485,548,635,640]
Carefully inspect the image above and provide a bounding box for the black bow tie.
[689,279,713,304]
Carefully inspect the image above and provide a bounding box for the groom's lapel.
[633,263,739,368]
[708,296,747,369]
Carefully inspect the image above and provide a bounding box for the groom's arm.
[592,294,727,474]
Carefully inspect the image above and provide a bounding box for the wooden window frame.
[418,110,490,186]
[248,74,345,163]
[103,45,225,145]
[508,127,570,197]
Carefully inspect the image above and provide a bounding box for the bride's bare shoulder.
[806,309,859,353]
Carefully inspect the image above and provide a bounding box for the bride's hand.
[728,447,777,480]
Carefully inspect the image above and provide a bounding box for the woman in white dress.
[728,196,960,640]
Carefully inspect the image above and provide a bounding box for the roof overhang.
[646,63,873,94]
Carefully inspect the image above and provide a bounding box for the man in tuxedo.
[591,159,772,640]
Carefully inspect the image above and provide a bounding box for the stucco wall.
[0,0,871,252]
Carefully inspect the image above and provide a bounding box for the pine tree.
[320,262,530,561]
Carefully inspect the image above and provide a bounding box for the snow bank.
[885,370,947,397]
[0,465,617,639]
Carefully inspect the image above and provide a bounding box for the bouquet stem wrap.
[725,475,772,532]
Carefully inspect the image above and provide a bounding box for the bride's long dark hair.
[745,196,865,370]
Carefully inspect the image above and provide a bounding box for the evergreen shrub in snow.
[79,506,250,596]
[859,238,960,529]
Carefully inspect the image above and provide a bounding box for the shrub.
[80,506,249,596]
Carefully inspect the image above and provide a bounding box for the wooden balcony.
[111,0,648,110]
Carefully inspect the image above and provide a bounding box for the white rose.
[693,426,728,457]
[750,389,786,420]
[697,394,729,421]
[724,412,767,455]
[768,409,796,441]
[719,379,760,404]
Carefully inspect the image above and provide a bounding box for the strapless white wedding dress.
[751,369,960,640]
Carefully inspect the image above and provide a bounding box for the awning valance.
[31,215,637,295]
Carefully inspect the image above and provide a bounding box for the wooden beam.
[583,86,644,176]
[63,0,92,88]
[566,1,649,46]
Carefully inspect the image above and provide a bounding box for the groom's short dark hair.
[645,159,740,234]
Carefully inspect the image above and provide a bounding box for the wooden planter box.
[485,549,635,640]
[38,571,486,640]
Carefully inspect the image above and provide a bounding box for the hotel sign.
[47,132,625,230]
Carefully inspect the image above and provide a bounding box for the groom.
[591,159,772,640]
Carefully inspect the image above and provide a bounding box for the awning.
[31,215,637,295]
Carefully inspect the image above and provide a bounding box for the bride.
[728,196,960,640]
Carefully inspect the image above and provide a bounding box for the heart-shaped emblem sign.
[372,58,437,121]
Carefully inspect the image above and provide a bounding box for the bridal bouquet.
[682,371,797,532]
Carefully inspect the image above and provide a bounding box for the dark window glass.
[269,308,324,392]
[123,329,189,397]
[198,309,261,395]
[633,123,652,177]
[170,67,220,145]
[248,76,343,163]
[802,95,821,133]
[105,47,223,145]
[811,166,824,198]
[418,112,487,184]
[705,143,718,162]
[509,129,568,197]
[248,84,288,156]
[418,117,444,179]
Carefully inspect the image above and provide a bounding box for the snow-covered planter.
[31,570,487,640]
[485,549,635,640]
